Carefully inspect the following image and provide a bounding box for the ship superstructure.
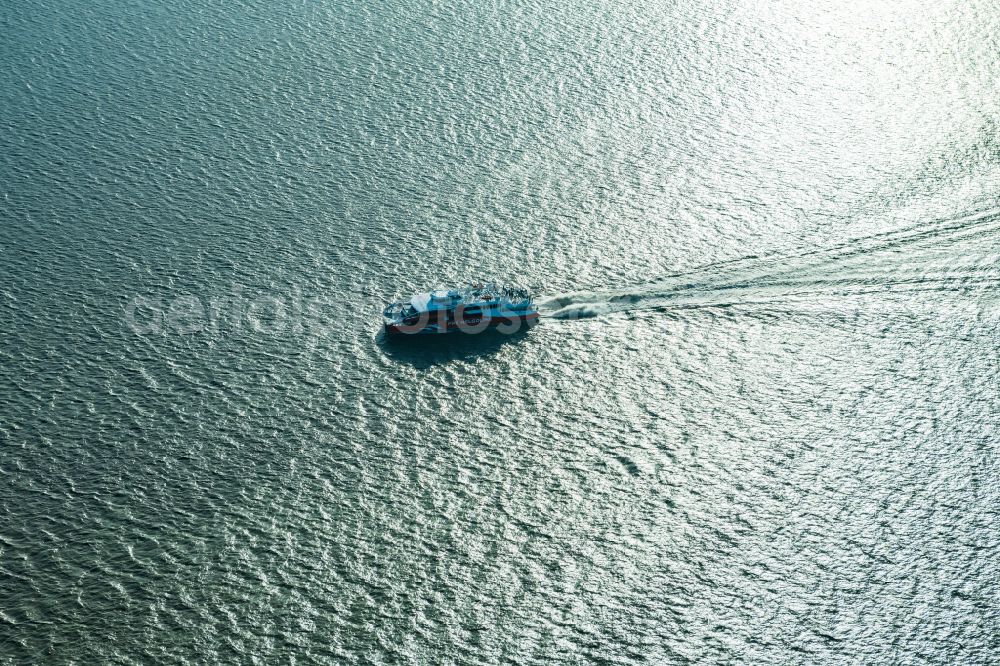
[383,283,538,335]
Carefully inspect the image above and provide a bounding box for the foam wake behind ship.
[383,283,539,335]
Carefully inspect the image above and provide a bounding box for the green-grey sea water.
[2,0,999,662]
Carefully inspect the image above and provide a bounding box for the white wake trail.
[540,208,1000,320]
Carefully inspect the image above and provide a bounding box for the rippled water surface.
[2,0,999,662]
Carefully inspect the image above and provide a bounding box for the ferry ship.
[383,283,539,335]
